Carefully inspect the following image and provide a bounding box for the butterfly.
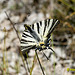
[20,19,60,55]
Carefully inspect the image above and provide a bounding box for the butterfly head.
[39,42,44,46]
[35,41,47,51]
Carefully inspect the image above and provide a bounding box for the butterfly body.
[21,19,60,53]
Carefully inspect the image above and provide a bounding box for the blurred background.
[0,0,75,75]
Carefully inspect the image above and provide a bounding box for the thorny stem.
[35,50,45,75]
[5,11,28,75]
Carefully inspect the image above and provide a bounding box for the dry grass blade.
[30,54,36,75]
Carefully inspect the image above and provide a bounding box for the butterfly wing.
[31,19,60,42]
[20,25,40,53]
[21,19,60,53]
[44,19,59,37]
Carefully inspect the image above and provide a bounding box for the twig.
[5,11,28,75]
[5,11,20,41]
[35,50,45,75]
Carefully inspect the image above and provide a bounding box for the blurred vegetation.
[0,0,75,75]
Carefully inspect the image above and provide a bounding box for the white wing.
[21,30,38,52]
[20,19,60,53]
[31,19,60,42]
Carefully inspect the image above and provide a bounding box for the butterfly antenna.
[35,50,45,75]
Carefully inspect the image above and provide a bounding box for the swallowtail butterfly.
[20,19,60,54]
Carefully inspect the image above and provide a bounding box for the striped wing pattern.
[21,19,60,53]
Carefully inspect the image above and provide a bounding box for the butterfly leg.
[47,47,57,57]
[48,47,55,53]
[42,47,57,60]
[41,50,50,60]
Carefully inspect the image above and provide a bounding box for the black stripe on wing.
[32,24,34,29]
[47,19,60,38]
[40,21,42,26]
[21,46,33,49]
[49,19,58,32]
[21,40,36,52]
[43,19,47,35]
[21,46,35,54]
[22,32,33,38]
[21,39,35,43]
[37,23,40,33]
[48,19,50,27]
[25,25,41,42]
